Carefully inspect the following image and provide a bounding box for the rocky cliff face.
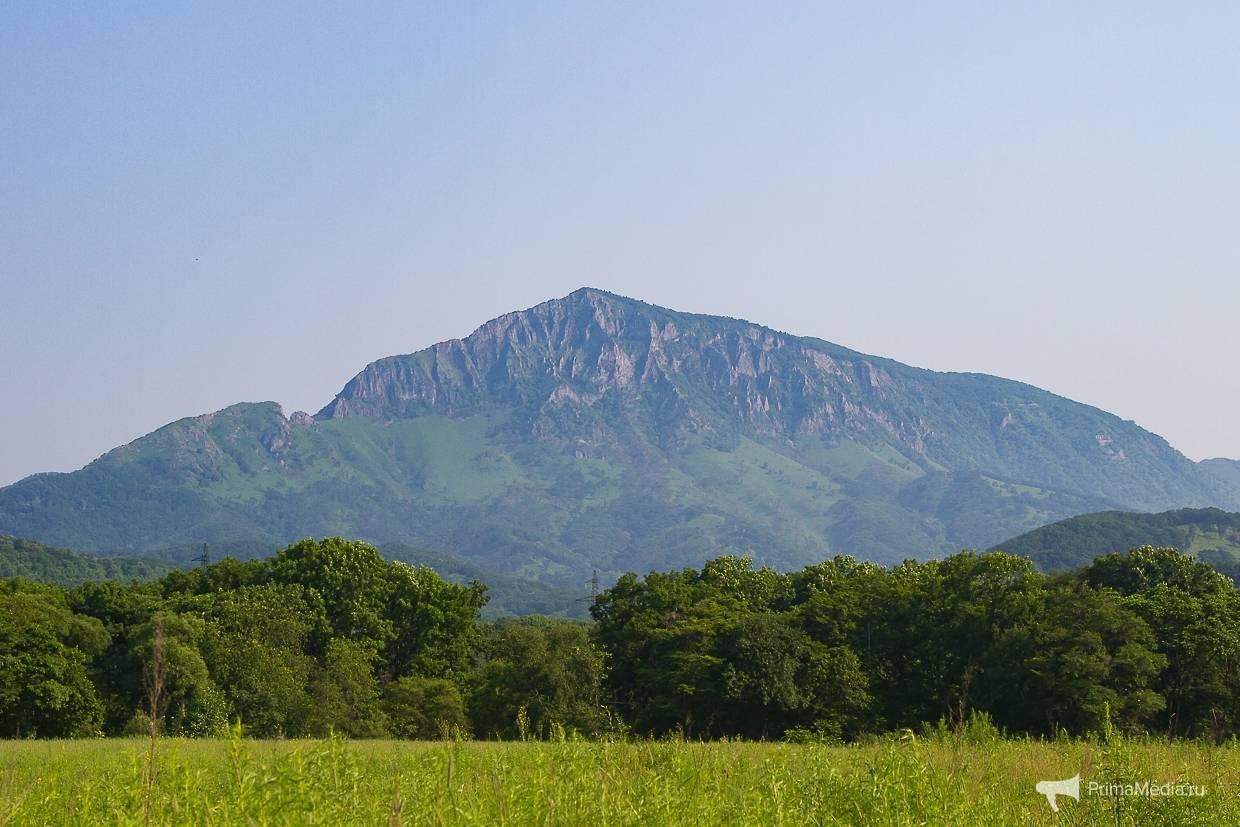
[318,288,935,451]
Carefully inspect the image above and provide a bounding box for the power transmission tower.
[577,569,600,603]
[192,543,210,567]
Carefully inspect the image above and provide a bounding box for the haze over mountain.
[2,288,1237,587]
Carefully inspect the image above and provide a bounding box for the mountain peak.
[314,289,812,431]
[562,286,627,302]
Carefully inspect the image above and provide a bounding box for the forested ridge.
[0,536,175,587]
[992,507,1240,581]
[2,538,1238,742]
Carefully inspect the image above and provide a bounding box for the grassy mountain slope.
[991,507,1240,580]
[2,289,1237,586]
[0,536,176,586]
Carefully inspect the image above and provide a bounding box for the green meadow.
[2,733,1235,826]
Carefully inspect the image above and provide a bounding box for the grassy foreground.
[1,735,1236,826]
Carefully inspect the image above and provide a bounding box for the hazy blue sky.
[3,2,1239,486]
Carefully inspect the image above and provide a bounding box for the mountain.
[2,288,1238,587]
[991,507,1240,581]
[0,536,176,586]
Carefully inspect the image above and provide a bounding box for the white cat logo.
[1035,774,1081,812]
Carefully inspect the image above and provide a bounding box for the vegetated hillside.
[992,507,1240,580]
[379,543,585,618]
[0,536,175,586]
[1,288,1237,588]
[1203,458,1240,490]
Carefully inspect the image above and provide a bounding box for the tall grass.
[0,731,1234,825]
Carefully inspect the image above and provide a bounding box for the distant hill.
[379,543,585,618]
[1202,458,1240,490]
[0,536,176,586]
[2,288,1238,587]
[991,507,1240,581]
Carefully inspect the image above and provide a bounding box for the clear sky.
[3,2,1239,486]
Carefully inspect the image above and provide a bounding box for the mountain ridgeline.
[2,288,1237,587]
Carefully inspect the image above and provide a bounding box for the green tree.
[1086,546,1232,598]
[128,611,228,737]
[591,567,737,736]
[470,617,605,739]
[384,676,469,739]
[1029,582,1166,735]
[160,556,268,598]
[384,561,487,680]
[305,638,388,737]
[719,612,869,740]
[1085,547,1240,737]
[195,584,317,736]
[268,538,394,651]
[67,580,159,733]
[0,580,105,737]
[925,552,1046,729]
[798,642,871,740]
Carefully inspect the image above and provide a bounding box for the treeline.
[593,547,1240,740]
[0,538,601,739]
[2,539,1238,741]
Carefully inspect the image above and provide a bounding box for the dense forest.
[2,538,1238,742]
[0,536,175,586]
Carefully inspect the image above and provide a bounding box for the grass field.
[1,733,1236,826]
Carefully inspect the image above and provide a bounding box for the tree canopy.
[2,541,1237,742]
